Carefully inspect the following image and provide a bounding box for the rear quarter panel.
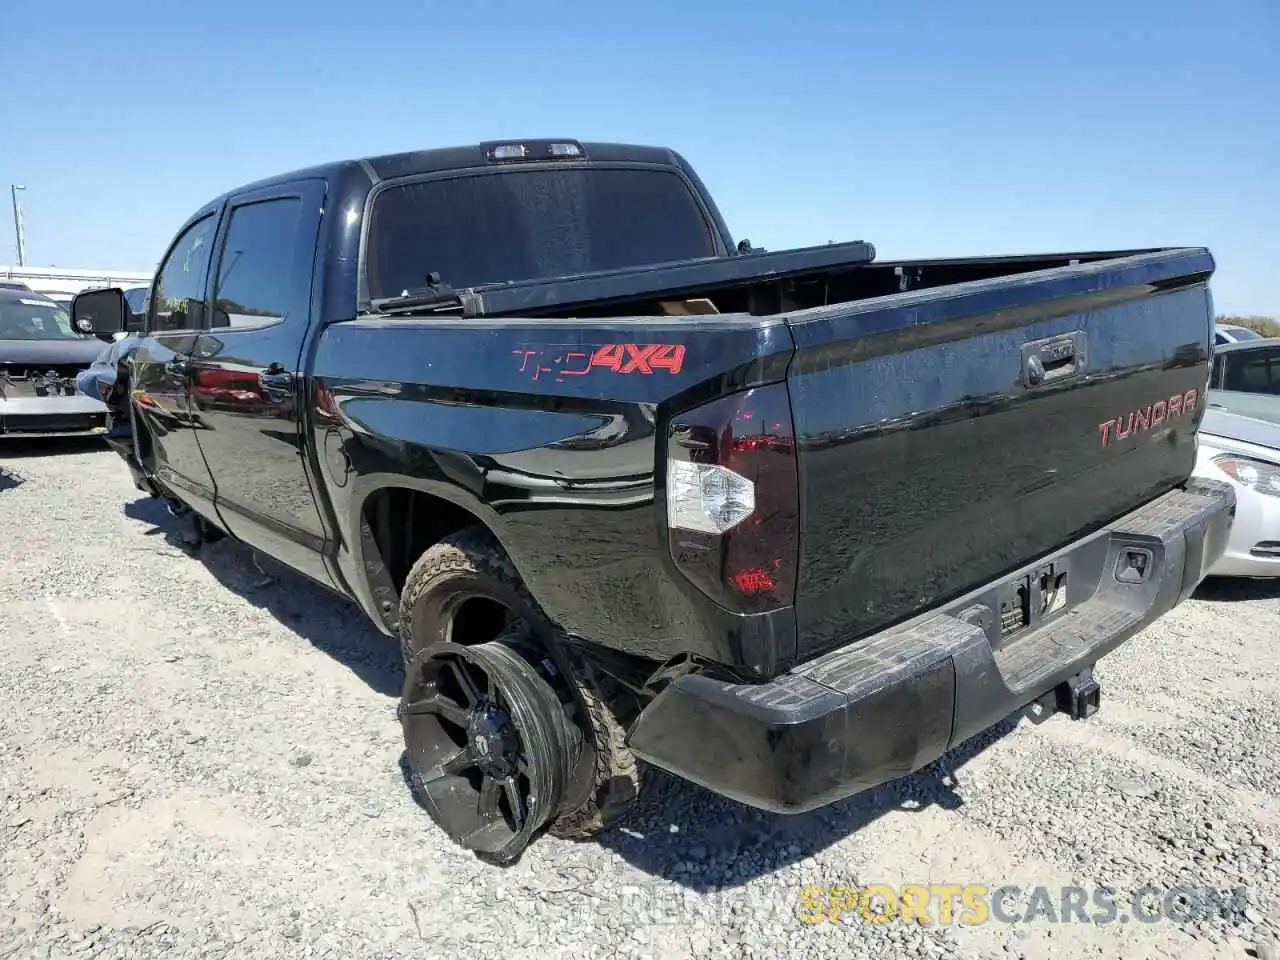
[311,314,796,668]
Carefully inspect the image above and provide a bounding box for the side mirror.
[72,288,130,338]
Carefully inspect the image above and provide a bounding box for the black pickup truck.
[74,138,1235,863]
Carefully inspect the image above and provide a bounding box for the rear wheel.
[396,527,641,862]
[399,633,573,863]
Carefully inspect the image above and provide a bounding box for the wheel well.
[362,486,486,596]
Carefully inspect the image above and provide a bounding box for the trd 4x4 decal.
[513,344,687,382]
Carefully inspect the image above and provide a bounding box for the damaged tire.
[397,526,641,862]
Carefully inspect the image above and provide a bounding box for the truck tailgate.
[784,248,1216,660]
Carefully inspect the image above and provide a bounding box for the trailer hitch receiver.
[1056,668,1101,720]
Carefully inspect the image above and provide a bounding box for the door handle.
[1021,332,1086,388]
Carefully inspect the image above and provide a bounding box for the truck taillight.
[664,383,799,614]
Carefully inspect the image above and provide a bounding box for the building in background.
[0,265,153,302]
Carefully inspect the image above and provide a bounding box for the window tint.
[364,168,717,299]
[1214,332,1228,346]
[211,197,304,328]
[1222,347,1280,395]
[150,215,218,332]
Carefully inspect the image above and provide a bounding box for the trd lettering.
[512,343,687,382]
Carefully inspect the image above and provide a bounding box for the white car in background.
[1214,323,1265,346]
[1194,408,1280,578]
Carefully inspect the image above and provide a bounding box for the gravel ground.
[1,439,1278,960]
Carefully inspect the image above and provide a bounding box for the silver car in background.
[1208,337,1280,426]
[1194,408,1280,578]
[0,288,110,438]
[1214,323,1265,346]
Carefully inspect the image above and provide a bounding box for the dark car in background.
[123,285,150,319]
[0,288,110,438]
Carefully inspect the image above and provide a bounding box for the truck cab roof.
[169,139,739,309]
[212,139,714,206]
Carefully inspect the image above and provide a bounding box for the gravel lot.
[2,440,1278,960]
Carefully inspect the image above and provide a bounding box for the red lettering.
[648,344,686,375]
[586,343,687,376]
[560,351,591,376]
[619,344,662,374]
[1102,389,1203,447]
[512,349,539,373]
[589,344,626,372]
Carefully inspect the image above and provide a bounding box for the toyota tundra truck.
[72,138,1235,863]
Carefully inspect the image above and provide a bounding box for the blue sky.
[2,0,1276,315]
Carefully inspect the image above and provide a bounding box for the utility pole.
[10,185,26,266]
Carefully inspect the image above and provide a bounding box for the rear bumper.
[627,479,1236,813]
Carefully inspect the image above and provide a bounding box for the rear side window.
[1222,347,1280,395]
[364,167,718,299]
[211,197,304,328]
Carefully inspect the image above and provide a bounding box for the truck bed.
[322,245,1215,677]
[372,237,1169,322]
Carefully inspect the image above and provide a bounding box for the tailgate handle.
[1022,332,1086,387]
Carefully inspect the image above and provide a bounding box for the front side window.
[150,215,218,333]
[364,167,718,299]
[211,197,304,328]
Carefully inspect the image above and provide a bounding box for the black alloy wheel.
[398,628,580,864]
